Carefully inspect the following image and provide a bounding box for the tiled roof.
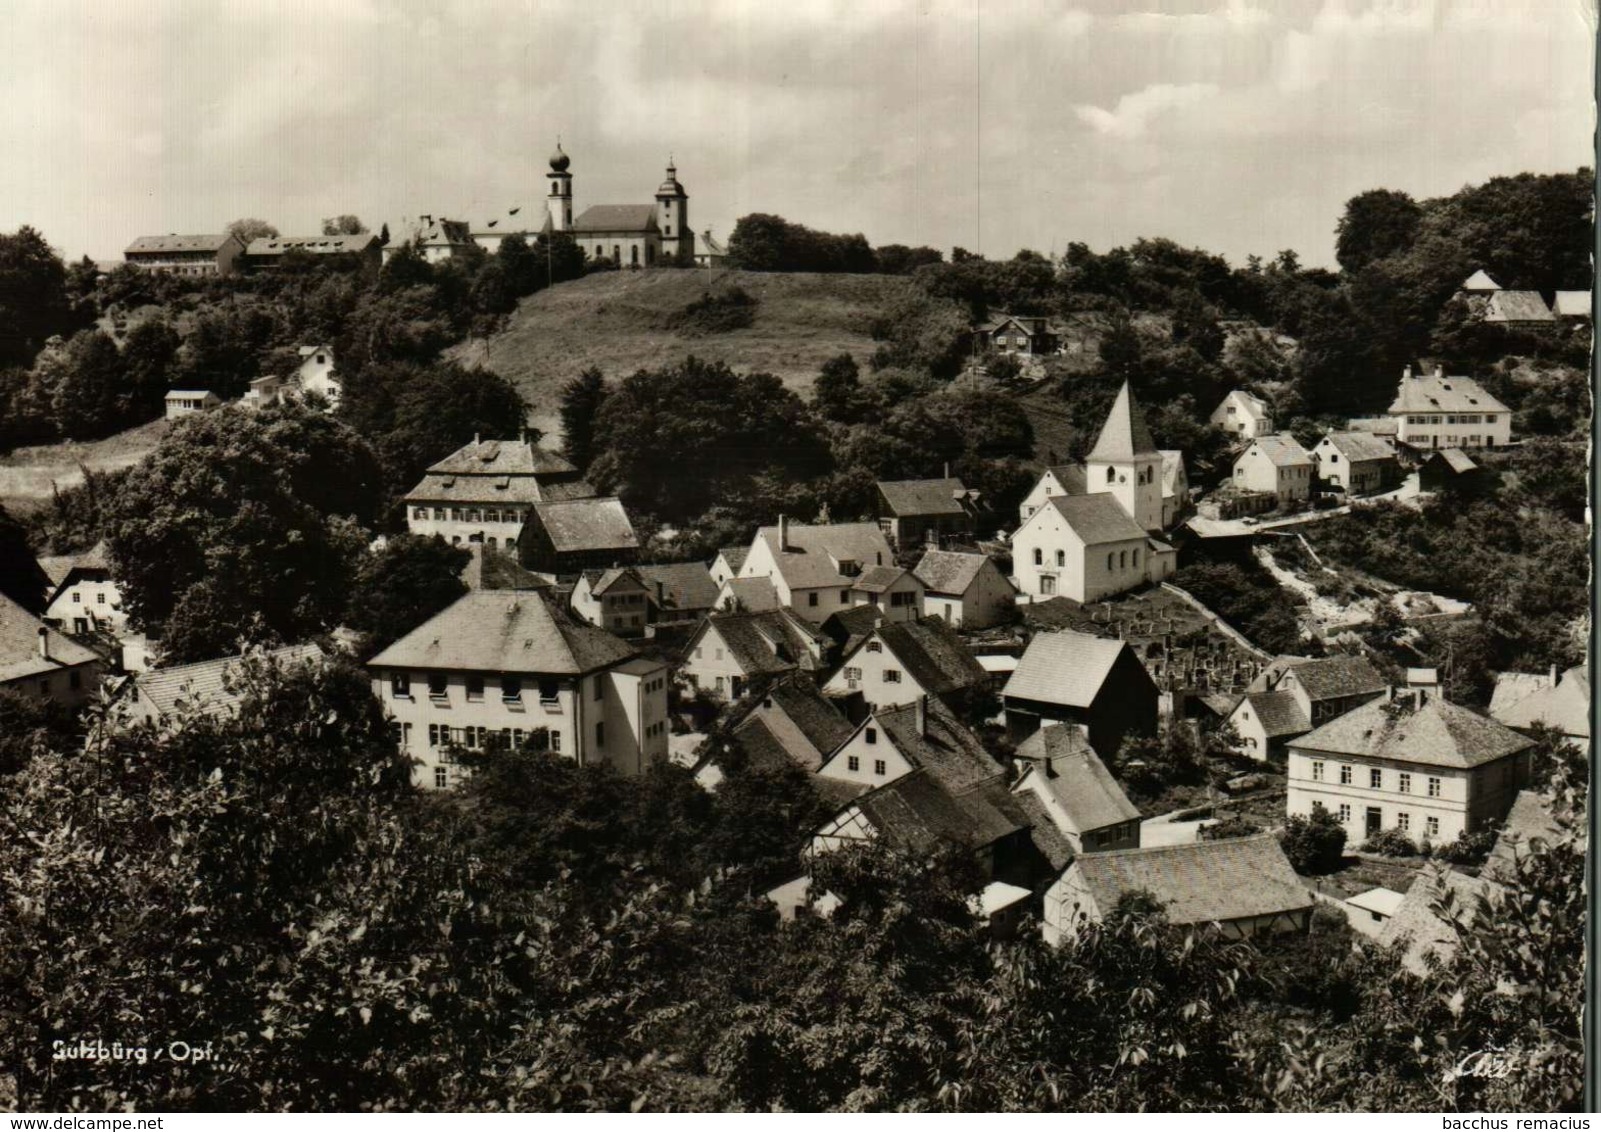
[696,609,825,676]
[0,591,100,683]
[1235,690,1311,739]
[715,546,749,573]
[1347,416,1399,436]
[1290,693,1534,770]
[855,769,1021,853]
[912,549,992,596]
[1046,493,1148,545]
[1221,389,1270,418]
[1484,791,1564,882]
[1011,791,1076,870]
[1086,382,1160,461]
[1004,629,1130,708]
[1319,431,1396,463]
[753,522,894,590]
[42,540,112,595]
[1490,665,1589,739]
[573,204,659,233]
[873,699,1006,793]
[126,234,237,254]
[1552,290,1591,317]
[1044,464,1089,495]
[851,565,911,594]
[717,575,782,613]
[1484,290,1554,324]
[403,475,549,506]
[367,590,635,674]
[635,562,719,612]
[529,498,639,554]
[1378,865,1487,975]
[1246,434,1313,468]
[1459,269,1501,292]
[1069,834,1311,927]
[855,619,987,699]
[759,675,856,765]
[130,643,324,719]
[1425,448,1478,474]
[1388,373,1510,415]
[479,549,552,591]
[246,233,380,256]
[1281,655,1386,702]
[1014,724,1140,832]
[819,605,883,657]
[426,438,577,478]
[877,478,971,517]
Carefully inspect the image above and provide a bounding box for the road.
[1185,473,1421,538]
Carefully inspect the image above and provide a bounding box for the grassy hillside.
[0,418,169,517]
[450,268,913,439]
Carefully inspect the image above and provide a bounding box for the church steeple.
[655,155,689,263]
[1087,381,1164,531]
[546,139,573,232]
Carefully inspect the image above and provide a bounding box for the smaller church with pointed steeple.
[1010,382,1183,603]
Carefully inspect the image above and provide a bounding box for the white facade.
[1018,467,1081,524]
[1210,390,1274,439]
[44,575,127,637]
[848,573,924,624]
[1086,453,1163,533]
[823,632,920,712]
[1011,504,1153,603]
[165,391,220,419]
[1285,750,1476,846]
[815,717,915,791]
[1231,438,1313,504]
[920,559,1015,629]
[406,503,528,550]
[570,572,651,636]
[1394,410,1512,451]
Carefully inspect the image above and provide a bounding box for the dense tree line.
[727,213,940,275]
[0,656,1582,1111]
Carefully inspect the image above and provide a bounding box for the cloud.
[1075,82,1221,138]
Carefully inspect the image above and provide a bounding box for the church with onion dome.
[469,143,694,269]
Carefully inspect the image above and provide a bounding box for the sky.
[2,0,1593,267]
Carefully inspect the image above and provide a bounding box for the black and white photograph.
[0,0,1591,1116]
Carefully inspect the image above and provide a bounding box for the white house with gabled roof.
[1386,365,1512,450]
[912,550,1014,629]
[1231,433,1313,504]
[736,518,895,622]
[1210,390,1274,439]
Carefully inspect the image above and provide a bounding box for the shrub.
[1200,815,1263,841]
[670,286,757,336]
[1360,828,1418,857]
[1434,826,1499,865]
[1280,808,1347,874]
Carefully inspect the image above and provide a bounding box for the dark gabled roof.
[856,769,992,852]
[715,546,749,573]
[754,522,895,590]
[872,699,1005,791]
[1011,791,1076,871]
[1044,464,1089,495]
[573,204,659,233]
[246,233,380,256]
[717,575,782,613]
[1378,864,1488,975]
[1424,448,1479,474]
[760,675,856,763]
[877,477,971,518]
[0,591,100,683]
[426,437,578,478]
[1388,373,1510,415]
[1070,834,1311,927]
[1246,434,1313,468]
[858,619,987,698]
[1086,382,1160,461]
[635,562,719,612]
[1484,290,1554,324]
[367,590,634,675]
[529,498,639,554]
[696,609,825,676]
[912,549,994,596]
[1290,693,1534,770]
[125,233,238,254]
[131,643,324,719]
[1235,690,1311,739]
[1045,493,1148,545]
[851,565,912,594]
[1004,629,1135,708]
[1319,431,1397,463]
[1014,724,1140,832]
[819,604,884,657]
[1281,655,1386,702]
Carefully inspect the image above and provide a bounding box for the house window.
[1397,812,1410,832]
[865,727,877,744]
[466,674,485,702]
[848,755,860,771]
[1119,551,1127,569]
[808,592,818,607]
[434,767,448,789]
[1106,467,1115,483]
[550,731,561,753]
[502,675,522,702]
[428,673,448,699]
[1132,549,1139,567]
[874,759,886,776]
[1339,765,1352,785]
[1398,772,1411,794]
[427,723,441,747]
[1426,816,1439,837]
[1106,553,1114,571]
[392,672,411,698]
[883,669,901,683]
[1369,768,1382,789]
[595,722,605,748]
[715,676,725,694]
[843,666,862,682]
[69,670,82,690]
[1033,548,1043,566]
[1311,761,1323,781]
[1427,776,1441,798]
[72,593,81,603]
[867,641,882,653]
[1337,803,1351,823]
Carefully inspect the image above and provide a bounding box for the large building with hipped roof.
[404,433,594,550]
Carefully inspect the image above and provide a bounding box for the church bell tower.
[655,158,689,262]
[547,141,573,233]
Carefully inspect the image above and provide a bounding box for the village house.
[1209,390,1274,439]
[242,233,382,272]
[694,228,729,269]
[912,549,1015,629]
[822,616,989,713]
[734,518,895,623]
[0,592,103,707]
[124,232,245,276]
[1311,431,1400,495]
[164,390,221,419]
[1225,690,1310,761]
[1552,289,1592,320]
[367,590,668,789]
[1285,688,1534,847]
[634,562,720,629]
[818,605,885,661]
[1042,834,1312,945]
[384,217,474,264]
[242,345,343,412]
[1001,629,1158,761]
[569,568,654,636]
[115,643,324,732]
[1387,366,1512,451]
[976,313,1061,357]
[519,497,641,575]
[713,575,783,613]
[40,541,125,640]
[1230,433,1313,505]
[403,434,593,550]
[1418,447,1481,493]
[679,608,828,699]
[694,673,858,792]
[709,546,748,587]
[1272,654,1388,728]
[1018,464,1088,523]
[875,477,980,548]
[1160,450,1190,527]
[1010,723,1141,855]
[1489,663,1590,747]
[846,565,924,624]
[1483,289,1556,328]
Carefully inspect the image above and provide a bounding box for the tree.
[343,535,469,651]
[378,222,391,246]
[104,403,383,659]
[117,318,181,424]
[812,353,869,424]
[1335,189,1423,273]
[225,218,279,243]
[1279,807,1346,874]
[0,225,74,366]
[557,367,608,471]
[321,215,367,236]
[0,502,50,613]
[46,329,124,438]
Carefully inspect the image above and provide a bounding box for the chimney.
[1403,364,1413,381]
[1550,663,1559,686]
[914,695,928,737]
[943,461,950,479]
[778,514,789,551]
[1434,365,1444,380]
[37,626,48,661]
[473,431,481,446]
